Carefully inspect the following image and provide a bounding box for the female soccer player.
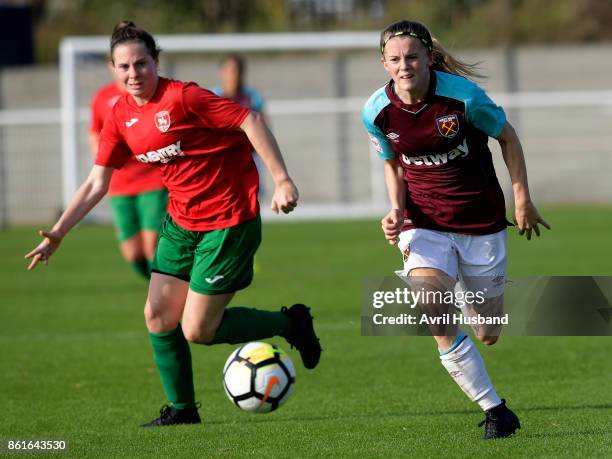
[25,21,321,427]
[362,20,550,439]
[89,73,167,280]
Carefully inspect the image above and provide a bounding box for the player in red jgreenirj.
[89,72,167,280]
[26,21,321,427]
